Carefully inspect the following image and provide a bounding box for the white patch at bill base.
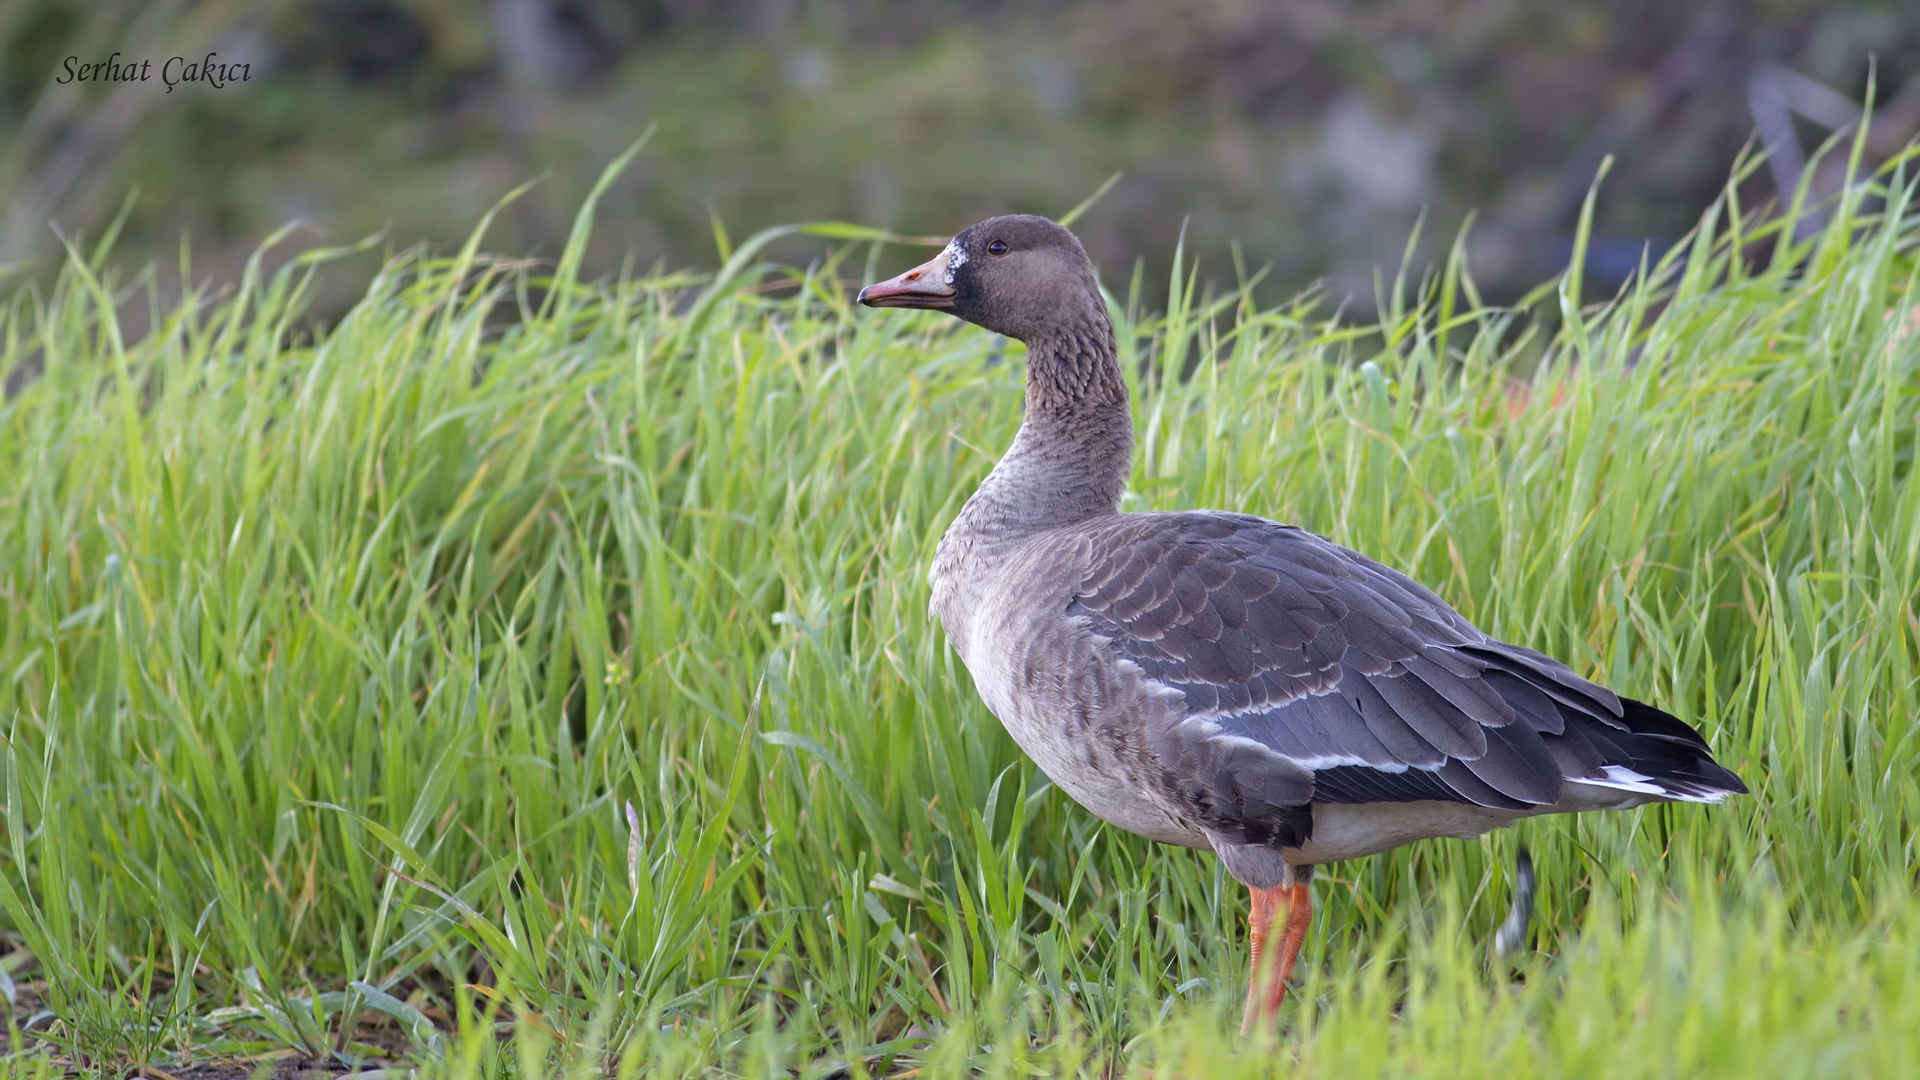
[942,240,967,284]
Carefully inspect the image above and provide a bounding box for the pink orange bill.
[857,246,958,309]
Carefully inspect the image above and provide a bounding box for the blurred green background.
[4,0,1920,317]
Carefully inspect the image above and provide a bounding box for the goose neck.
[950,328,1134,547]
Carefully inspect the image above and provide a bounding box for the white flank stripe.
[1568,765,1732,803]
[1186,721,1388,772]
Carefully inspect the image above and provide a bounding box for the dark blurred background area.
[4,0,1920,319]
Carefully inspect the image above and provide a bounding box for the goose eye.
[987,240,1010,256]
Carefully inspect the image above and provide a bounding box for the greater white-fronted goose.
[857,215,1747,1033]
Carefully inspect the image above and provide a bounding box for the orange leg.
[1239,878,1313,1035]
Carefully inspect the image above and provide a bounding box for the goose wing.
[1067,512,1742,847]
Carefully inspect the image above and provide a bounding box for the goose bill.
[857,249,958,309]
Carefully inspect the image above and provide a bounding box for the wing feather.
[1063,512,1741,839]
[1369,663,1490,759]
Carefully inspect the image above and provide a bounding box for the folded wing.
[1066,512,1746,848]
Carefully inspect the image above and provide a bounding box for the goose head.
[857,215,1105,345]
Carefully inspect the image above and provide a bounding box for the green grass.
[1,141,1919,1078]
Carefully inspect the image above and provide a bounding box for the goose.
[856,215,1747,1033]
